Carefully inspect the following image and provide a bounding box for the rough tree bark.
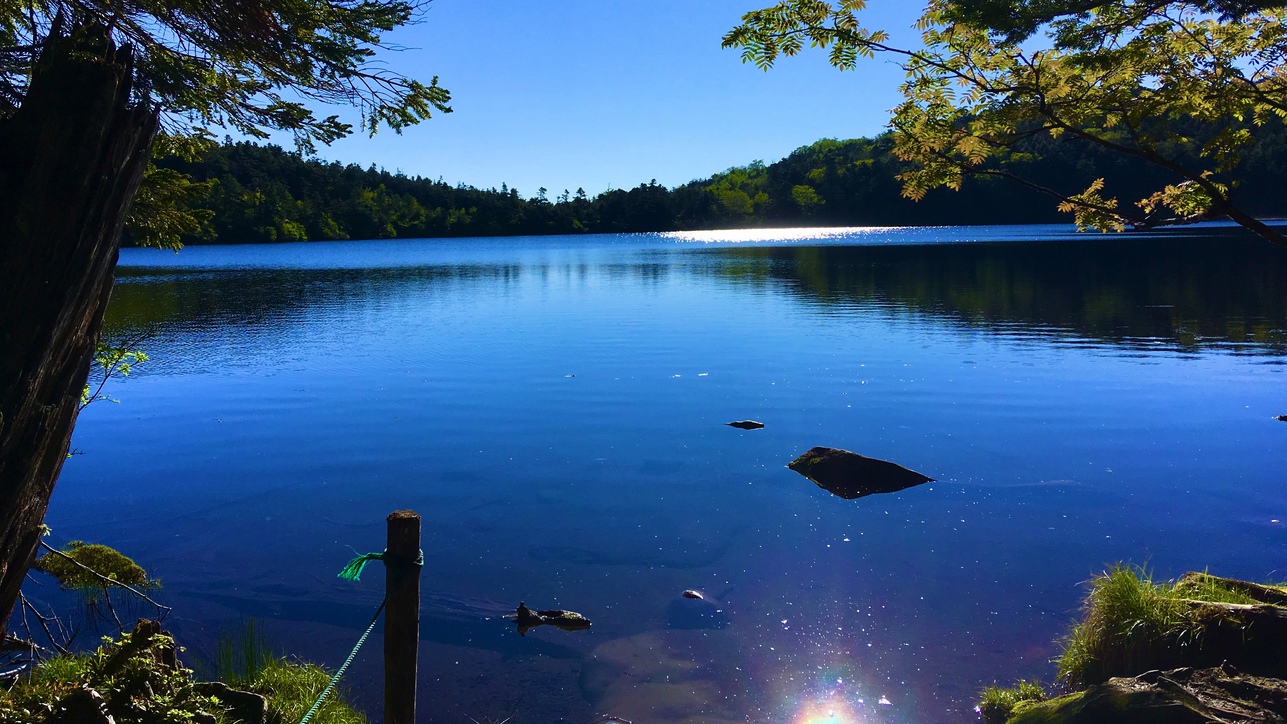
[0,24,157,636]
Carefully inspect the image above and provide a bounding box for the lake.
[48,223,1287,723]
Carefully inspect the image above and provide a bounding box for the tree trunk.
[0,25,157,636]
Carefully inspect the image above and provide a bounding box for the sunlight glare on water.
[791,690,869,724]
[661,227,896,244]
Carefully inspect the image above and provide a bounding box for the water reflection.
[710,232,1287,354]
[108,228,1287,357]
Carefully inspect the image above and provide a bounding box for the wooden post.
[384,510,421,724]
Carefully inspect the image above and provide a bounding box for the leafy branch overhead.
[724,0,1287,246]
[1,0,452,250]
[0,0,451,147]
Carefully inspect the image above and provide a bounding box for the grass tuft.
[248,657,367,724]
[209,617,366,723]
[1056,565,1286,689]
[978,680,1046,723]
[215,617,274,686]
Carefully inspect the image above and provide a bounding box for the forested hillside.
[150,125,1287,245]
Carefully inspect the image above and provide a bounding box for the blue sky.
[300,1,925,197]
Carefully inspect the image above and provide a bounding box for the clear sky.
[297,1,926,197]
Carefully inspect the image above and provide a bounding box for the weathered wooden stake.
[385,510,421,724]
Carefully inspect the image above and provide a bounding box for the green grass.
[0,628,226,724]
[248,657,367,724]
[1056,565,1286,688]
[0,625,366,724]
[208,617,366,724]
[978,680,1047,723]
[214,617,274,686]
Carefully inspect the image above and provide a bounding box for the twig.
[38,541,171,621]
[19,594,69,656]
[80,328,154,411]
[100,586,124,632]
[1,634,46,655]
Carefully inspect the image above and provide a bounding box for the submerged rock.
[1008,666,1287,724]
[666,594,729,630]
[514,602,592,636]
[787,446,933,500]
[726,420,765,430]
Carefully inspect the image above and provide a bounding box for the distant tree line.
[149,124,1287,245]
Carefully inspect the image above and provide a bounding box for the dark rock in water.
[514,601,591,636]
[1009,666,1287,723]
[666,594,729,630]
[682,589,704,600]
[726,420,765,430]
[788,446,933,500]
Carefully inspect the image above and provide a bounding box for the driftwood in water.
[788,446,933,500]
[514,602,592,636]
[0,23,158,635]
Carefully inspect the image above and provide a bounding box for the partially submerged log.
[787,447,933,500]
[513,602,591,636]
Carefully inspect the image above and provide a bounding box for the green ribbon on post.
[337,552,385,582]
[336,548,424,582]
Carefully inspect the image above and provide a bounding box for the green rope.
[298,596,387,724]
[337,549,424,582]
[301,547,424,723]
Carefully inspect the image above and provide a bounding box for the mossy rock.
[1008,667,1287,724]
[34,541,157,591]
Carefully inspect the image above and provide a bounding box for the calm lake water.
[49,224,1287,723]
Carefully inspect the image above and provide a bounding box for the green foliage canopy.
[0,0,451,145]
[0,0,452,249]
[132,131,1287,245]
[723,0,1287,246]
